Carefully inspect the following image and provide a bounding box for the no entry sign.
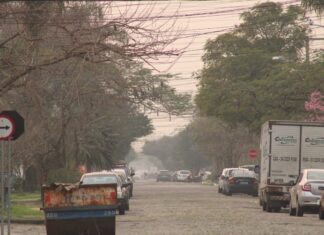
[0,111,24,141]
[248,149,258,159]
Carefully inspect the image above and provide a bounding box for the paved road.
[9,180,324,234]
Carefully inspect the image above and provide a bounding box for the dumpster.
[41,182,117,235]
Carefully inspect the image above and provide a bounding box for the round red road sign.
[248,149,258,159]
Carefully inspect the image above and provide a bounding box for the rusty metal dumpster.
[41,183,117,235]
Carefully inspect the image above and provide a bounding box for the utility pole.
[306,37,310,64]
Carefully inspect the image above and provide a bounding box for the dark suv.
[157,170,172,182]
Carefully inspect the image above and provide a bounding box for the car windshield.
[82,175,117,185]
[230,169,255,178]
[240,165,255,171]
[180,171,190,174]
[307,171,324,180]
[159,171,169,175]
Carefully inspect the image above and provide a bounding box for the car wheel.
[289,200,296,216]
[296,200,304,217]
[226,189,232,196]
[319,203,324,220]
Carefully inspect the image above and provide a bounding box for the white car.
[113,168,134,197]
[289,169,324,217]
[176,170,192,182]
[80,171,129,215]
[218,168,236,193]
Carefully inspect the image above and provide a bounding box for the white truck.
[259,120,324,212]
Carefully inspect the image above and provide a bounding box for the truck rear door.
[301,126,324,170]
[270,125,300,184]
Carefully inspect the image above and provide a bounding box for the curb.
[9,219,44,225]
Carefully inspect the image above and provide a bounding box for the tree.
[301,0,324,14]
[0,2,191,186]
[195,2,319,132]
[305,91,324,121]
[142,117,258,175]
[189,118,258,174]
[142,128,210,174]
[0,2,185,96]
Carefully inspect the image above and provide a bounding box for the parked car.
[320,194,324,220]
[289,169,324,217]
[222,168,258,196]
[112,170,131,209]
[80,171,129,215]
[175,170,192,182]
[218,168,236,193]
[113,167,134,198]
[157,170,172,182]
[239,164,260,181]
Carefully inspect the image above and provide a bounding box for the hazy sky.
[117,0,323,152]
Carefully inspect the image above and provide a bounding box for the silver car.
[176,170,192,182]
[289,169,324,216]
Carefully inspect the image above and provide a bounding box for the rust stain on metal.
[43,184,117,209]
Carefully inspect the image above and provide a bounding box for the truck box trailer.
[259,120,324,212]
[41,183,118,235]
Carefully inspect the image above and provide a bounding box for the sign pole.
[7,139,11,235]
[0,141,4,235]
[0,110,24,235]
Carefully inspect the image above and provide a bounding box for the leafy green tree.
[195,2,322,132]
[301,0,324,14]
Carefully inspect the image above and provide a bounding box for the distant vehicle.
[222,168,258,196]
[289,169,324,217]
[80,171,129,215]
[259,121,324,213]
[239,165,260,174]
[156,170,172,182]
[176,170,192,182]
[319,194,324,220]
[218,168,236,193]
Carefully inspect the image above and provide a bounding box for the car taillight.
[301,183,311,192]
[228,177,236,184]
